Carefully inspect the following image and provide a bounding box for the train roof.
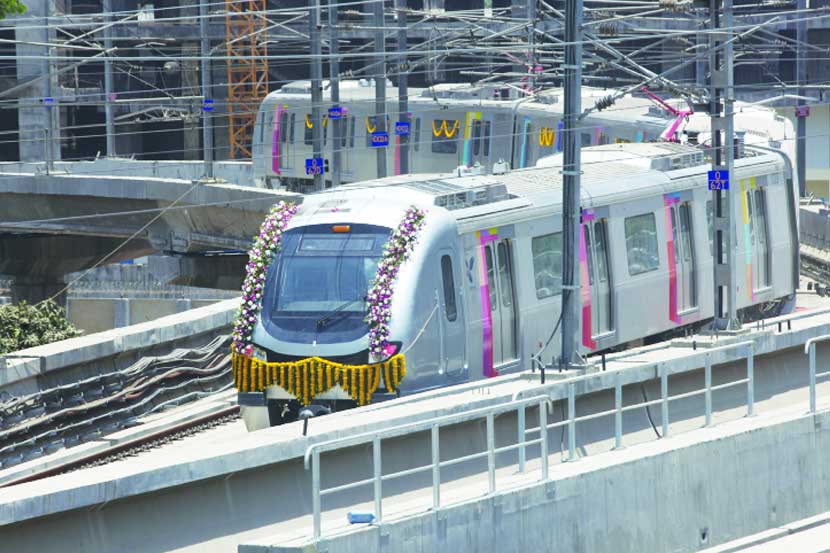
[310,143,783,232]
[265,79,424,103]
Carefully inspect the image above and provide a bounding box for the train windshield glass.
[260,223,392,344]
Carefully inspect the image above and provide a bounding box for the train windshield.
[259,223,392,344]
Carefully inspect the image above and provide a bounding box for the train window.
[594,221,609,283]
[289,113,296,143]
[279,111,289,144]
[485,246,497,310]
[522,123,534,167]
[472,120,482,156]
[348,116,356,148]
[413,117,421,152]
[365,115,382,147]
[440,255,458,322]
[483,121,491,157]
[432,119,459,154]
[748,187,771,289]
[304,114,313,145]
[624,213,659,275]
[531,232,562,299]
[497,242,514,308]
[339,116,348,148]
[581,133,592,147]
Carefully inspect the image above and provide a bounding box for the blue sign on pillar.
[329,106,343,119]
[305,157,324,175]
[394,121,410,136]
[203,99,214,112]
[371,131,389,148]
[708,169,729,190]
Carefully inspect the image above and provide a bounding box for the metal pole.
[705,354,713,426]
[310,0,325,191]
[528,0,537,90]
[373,0,387,179]
[661,364,669,438]
[312,449,321,540]
[517,404,526,472]
[431,424,440,508]
[796,0,807,197]
[709,0,739,330]
[329,0,341,188]
[373,436,382,522]
[746,345,754,416]
[486,412,496,493]
[103,0,115,157]
[397,0,409,175]
[559,0,583,368]
[809,343,816,414]
[614,371,623,449]
[200,0,214,178]
[539,400,549,480]
[567,383,576,461]
[43,0,54,173]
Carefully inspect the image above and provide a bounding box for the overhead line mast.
[560,0,583,368]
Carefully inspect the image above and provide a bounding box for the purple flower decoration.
[365,206,427,358]
[232,201,299,355]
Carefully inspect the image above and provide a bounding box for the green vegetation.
[0,0,25,19]
[0,300,82,355]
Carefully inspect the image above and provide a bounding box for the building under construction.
[2,0,830,179]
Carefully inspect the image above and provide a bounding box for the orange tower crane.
[225,0,269,159]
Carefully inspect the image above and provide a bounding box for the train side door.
[584,219,613,336]
[670,201,697,312]
[438,252,465,376]
[469,117,493,169]
[279,111,295,170]
[484,239,518,365]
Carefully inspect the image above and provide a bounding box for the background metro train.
[251,79,797,191]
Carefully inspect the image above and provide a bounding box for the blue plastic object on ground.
[347,511,376,524]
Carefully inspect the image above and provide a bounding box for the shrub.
[0,300,82,355]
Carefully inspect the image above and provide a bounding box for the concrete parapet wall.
[0,298,239,396]
[244,403,830,553]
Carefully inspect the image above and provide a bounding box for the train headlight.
[251,345,268,362]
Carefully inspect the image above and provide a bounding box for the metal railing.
[804,334,830,413]
[305,340,757,540]
[304,395,550,540]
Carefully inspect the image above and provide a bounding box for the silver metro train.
[251,80,796,190]
[239,141,798,430]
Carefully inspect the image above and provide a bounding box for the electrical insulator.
[594,95,615,111]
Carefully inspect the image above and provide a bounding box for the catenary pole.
[559,0,582,368]
[374,0,388,179]
[199,0,213,178]
[397,0,409,175]
[329,0,342,188]
[103,0,115,157]
[796,0,807,197]
[310,0,325,191]
[709,0,739,329]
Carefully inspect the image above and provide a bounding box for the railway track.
[0,336,234,471]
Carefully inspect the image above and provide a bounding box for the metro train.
[251,79,796,190]
[235,141,798,431]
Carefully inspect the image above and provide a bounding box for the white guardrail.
[302,337,827,541]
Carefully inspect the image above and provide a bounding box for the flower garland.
[231,201,299,356]
[365,206,427,358]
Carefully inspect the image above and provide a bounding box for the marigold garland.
[231,201,299,356]
[365,206,427,359]
[232,352,406,406]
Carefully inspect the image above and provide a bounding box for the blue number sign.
[202,99,214,112]
[371,131,389,148]
[708,170,729,191]
[328,106,343,119]
[394,121,410,136]
[305,157,324,175]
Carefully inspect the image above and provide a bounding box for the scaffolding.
[225,0,269,159]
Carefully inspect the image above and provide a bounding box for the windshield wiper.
[315,298,363,330]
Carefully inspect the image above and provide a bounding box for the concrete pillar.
[182,54,201,161]
[113,298,130,328]
[16,0,61,163]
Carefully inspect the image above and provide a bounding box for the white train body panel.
[248,143,797,413]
